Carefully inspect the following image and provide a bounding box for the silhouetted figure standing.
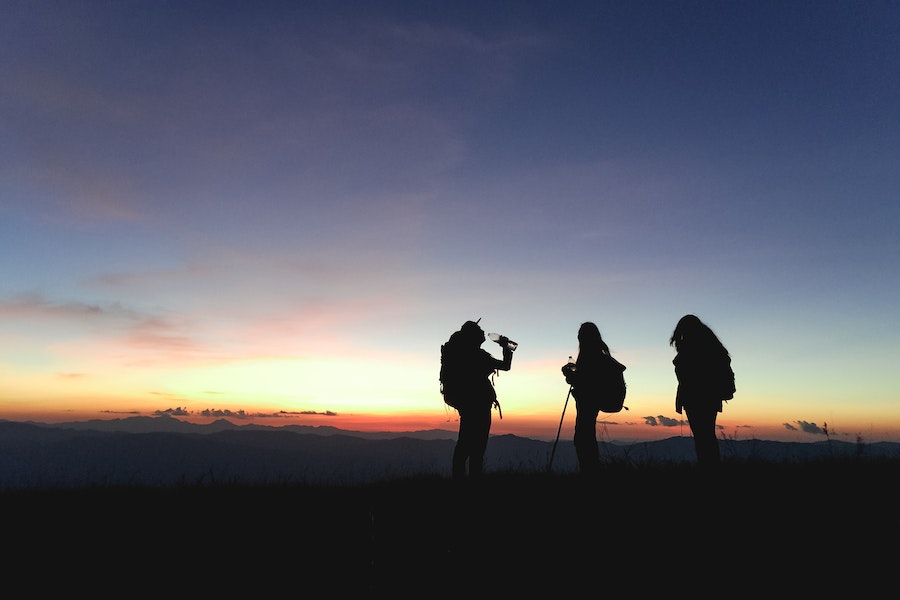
[442,320,513,480]
[669,314,735,469]
[561,322,626,475]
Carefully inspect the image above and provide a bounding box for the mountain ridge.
[20,413,461,440]
[2,416,899,491]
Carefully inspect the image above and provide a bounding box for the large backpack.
[439,332,466,410]
[599,357,628,413]
[570,355,628,413]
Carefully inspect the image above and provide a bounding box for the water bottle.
[562,355,576,381]
[487,332,518,351]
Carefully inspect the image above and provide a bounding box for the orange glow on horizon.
[3,403,890,445]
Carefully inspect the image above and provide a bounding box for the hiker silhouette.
[443,319,513,480]
[561,322,626,475]
[669,314,735,468]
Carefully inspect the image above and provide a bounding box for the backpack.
[720,361,736,401]
[570,356,628,413]
[439,332,465,411]
[598,356,627,413]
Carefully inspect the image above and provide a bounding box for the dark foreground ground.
[5,458,898,595]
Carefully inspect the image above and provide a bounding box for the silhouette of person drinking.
[561,322,626,475]
[669,314,735,468]
[442,319,513,480]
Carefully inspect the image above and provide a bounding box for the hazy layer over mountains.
[2,415,898,490]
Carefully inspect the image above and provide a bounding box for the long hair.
[669,314,730,357]
[577,321,611,366]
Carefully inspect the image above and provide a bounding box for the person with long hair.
[561,322,626,475]
[669,314,735,468]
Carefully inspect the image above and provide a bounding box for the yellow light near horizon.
[152,356,444,413]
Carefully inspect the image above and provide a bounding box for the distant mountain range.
[2,415,898,490]
[22,412,463,439]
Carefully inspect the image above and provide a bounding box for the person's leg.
[574,406,600,474]
[452,443,467,479]
[467,407,492,479]
[452,413,472,479]
[685,407,720,467]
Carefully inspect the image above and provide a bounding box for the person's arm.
[498,344,513,371]
[484,346,513,372]
[487,335,513,371]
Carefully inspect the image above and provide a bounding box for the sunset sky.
[2,1,898,443]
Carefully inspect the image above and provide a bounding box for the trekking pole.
[547,386,572,472]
